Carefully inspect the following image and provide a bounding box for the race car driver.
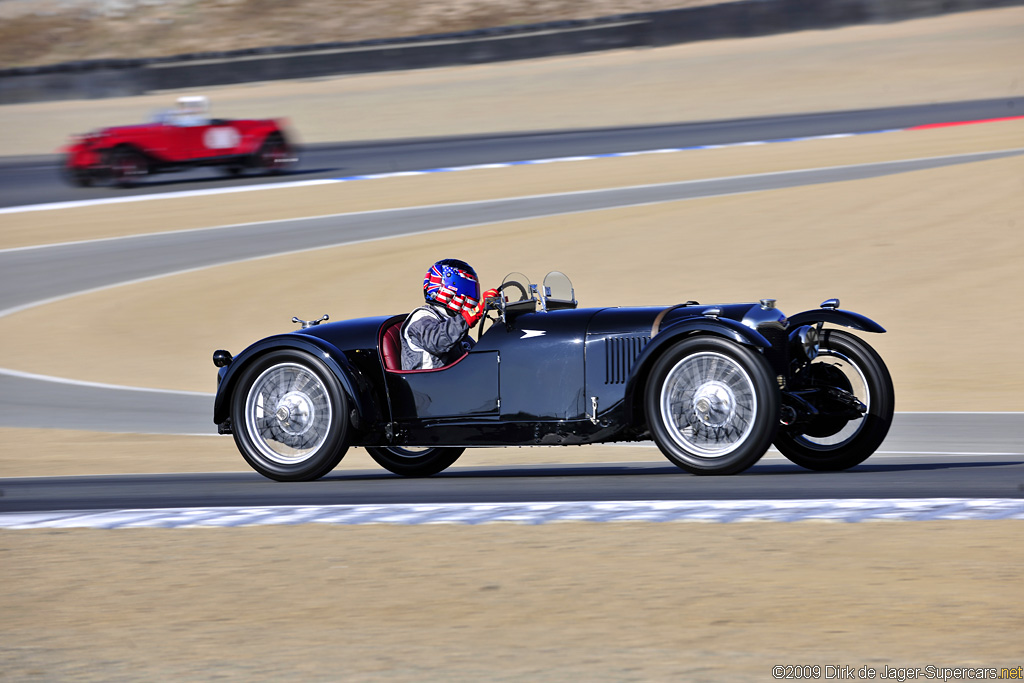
[401,259,498,371]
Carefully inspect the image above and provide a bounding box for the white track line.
[0,366,211,396]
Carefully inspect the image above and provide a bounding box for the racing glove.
[460,288,499,327]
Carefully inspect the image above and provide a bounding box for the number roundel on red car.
[203,126,241,150]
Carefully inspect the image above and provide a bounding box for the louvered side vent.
[605,336,650,384]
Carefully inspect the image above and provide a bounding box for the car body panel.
[386,350,500,421]
[478,307,597,422]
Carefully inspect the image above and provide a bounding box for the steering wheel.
[476,280,530,340]
[497,279,529,301]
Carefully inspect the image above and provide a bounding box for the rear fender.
[788,309,885,333]
[212,335,379,432]
[239,121,287,155]
[621,317,772,426]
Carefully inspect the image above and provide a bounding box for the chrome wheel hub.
[244,362,332,465]
[274,391,315,437]
[661,351,757,457]
[691,380,736,428]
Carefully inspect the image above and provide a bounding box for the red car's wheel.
[253,134,296,174]
[104,146,149,187]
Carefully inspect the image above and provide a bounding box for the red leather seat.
[380,319,404,371]
[379,315,468,373]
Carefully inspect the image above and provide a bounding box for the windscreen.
[500,272,533,303]
[542,271,574,302]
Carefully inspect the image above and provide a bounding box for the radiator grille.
[758,324,789,376]
[605,336,649,384]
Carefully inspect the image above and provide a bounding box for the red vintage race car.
[62,96,299,186]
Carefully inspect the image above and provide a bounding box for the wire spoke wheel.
[646,337,777,475]
[231,351,348,481]
[662,352,757,456]
[245,363,332,464]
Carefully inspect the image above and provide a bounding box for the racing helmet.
[423,259,480,313]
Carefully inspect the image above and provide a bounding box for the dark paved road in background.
[1,97,1021,209]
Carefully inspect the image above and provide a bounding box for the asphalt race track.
[2,436,1024,515]
[2,99,1022,515]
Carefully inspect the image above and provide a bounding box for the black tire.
[365,446,465,477]
[645,336,778,475]
[105,146,149,187]
[774,330,894,471]
[252,133,296,174]
[231,350,349,481]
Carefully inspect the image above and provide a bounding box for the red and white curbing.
[2,499,1023,529]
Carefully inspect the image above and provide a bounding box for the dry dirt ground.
[1,8,1023,681]
[0,0,725,68]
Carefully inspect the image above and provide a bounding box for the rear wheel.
[645,336,778,475]
[366,446,465,477]
[231,350,349,481]
[253,134,296,174]
[774,330,893,471]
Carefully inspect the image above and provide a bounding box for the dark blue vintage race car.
[212,271,894,481]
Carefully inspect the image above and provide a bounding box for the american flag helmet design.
[423,259,480,312]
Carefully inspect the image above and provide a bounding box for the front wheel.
[231,350,349,481]
[645,336,778,475]
[366,446,465,477]
[104,146,149,186]
[774,329,894,471]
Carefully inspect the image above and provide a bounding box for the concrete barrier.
[2,0,1021,105]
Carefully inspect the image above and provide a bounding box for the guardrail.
[2,0,1021,105]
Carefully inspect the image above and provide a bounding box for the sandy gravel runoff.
[3,522,1023,681]
[2,9,1023,681]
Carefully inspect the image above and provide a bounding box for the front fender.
[621,317,772,426]
[788,309,886,333]
[212,334,380,431]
